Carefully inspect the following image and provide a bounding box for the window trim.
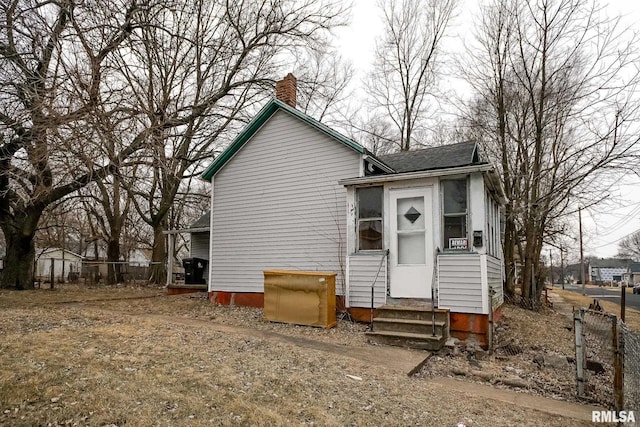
[356,186,384,251]
[441,177,469,251]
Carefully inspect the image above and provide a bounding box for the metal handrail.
[431,247,440,337]
[370,249,390,330]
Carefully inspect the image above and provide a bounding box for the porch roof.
[338,163,494,185]
[377,142,481,173]
[163,211,211,235]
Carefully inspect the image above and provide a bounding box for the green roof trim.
[201,98,366,181]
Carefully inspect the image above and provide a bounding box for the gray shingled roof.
[190,211,210,230]
[589,258,632,268]
[377,142,483,173]
[631,262,640,273]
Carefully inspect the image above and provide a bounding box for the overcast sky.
[334,0,640,261]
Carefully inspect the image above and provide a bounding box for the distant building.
[623,262,640,286]
[588,258,632,285]
[35,248,83,283]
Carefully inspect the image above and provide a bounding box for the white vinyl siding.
[347,253,388,307]
[191,232,209,260]
[437,253,483,313]
[486,254,503,309]
[210,110,360,293]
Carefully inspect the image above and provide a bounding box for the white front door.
[389,187,433,298]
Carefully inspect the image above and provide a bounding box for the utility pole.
[549,249,553,287]
[560,247,565,290]
[579,207,585,296]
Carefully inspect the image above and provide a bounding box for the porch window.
[442,178,468,250]
[357,186,383,250]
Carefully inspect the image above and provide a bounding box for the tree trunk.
[520,218,537,307]
[148,219,167,284]
[1,230,36,289]
[106,237,122,285]
[502,211,517,298]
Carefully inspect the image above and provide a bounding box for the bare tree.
[79,175,133,285]
[367,0,458,151]
[113,0,348,283]
[461,0,640,306]
[294,48,354,125]
[618,231,640,261]
[0,0,149,289]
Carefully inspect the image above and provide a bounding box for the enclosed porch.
[341,160,505,348]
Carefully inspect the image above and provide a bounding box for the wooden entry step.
[366,304,450,351]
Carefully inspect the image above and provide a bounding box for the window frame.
[441,177,469,251]
[356,186,384,251]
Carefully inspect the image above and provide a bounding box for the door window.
[396,196,425,264]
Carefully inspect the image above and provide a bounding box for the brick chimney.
[275,73,297,108]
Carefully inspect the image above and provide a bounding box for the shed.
[35,248,83,283]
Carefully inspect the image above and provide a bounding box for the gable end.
[201,99,367,181]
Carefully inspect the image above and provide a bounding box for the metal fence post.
[488,288,495,355]
[612,316,624,413]
[574,308,586,397]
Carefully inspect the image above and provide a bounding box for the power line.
[590,226,640,249]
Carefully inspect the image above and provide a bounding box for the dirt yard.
[0,285,592,426]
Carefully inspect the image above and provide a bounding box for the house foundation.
[206,290,501,347]
[167,285,208,295]
[208,291,264,308]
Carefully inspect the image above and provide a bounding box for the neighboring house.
[35,248,83,283]
[127,249,151,267]
[186,73,506,347]
[81,244,152,282]
[588,258,632,285]
[165,212,211,292]
[188,211,211,262]
[623,262,640,286]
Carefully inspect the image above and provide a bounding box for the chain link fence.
[574,306,640,417]
[621,322,640,412]
[574,309,617,409]
[31,261,161,287]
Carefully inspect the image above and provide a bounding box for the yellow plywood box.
[263,270,337,329]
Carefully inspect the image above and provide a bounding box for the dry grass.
[0,285,590,426]
[419,303,581,403]
[553,287,640,331]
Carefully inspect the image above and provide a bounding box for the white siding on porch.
[210,109,361,293]
[191,232,209,260]
[487,255,503,309]
[347,253,387,307]
[437,253,483,313]
[190,232,210,282]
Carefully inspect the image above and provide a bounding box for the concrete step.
[372,317,447,335]
[376,305,449,323]
[366,330,446,351]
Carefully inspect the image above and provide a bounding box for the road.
[561,283,640,311]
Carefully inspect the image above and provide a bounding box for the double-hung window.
[357,186,383,250]
[442,179,468,250]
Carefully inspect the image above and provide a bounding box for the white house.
[35,248,83,283]
[589,258,631,285]
[622,262,640,286]
[194,74,505,347]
